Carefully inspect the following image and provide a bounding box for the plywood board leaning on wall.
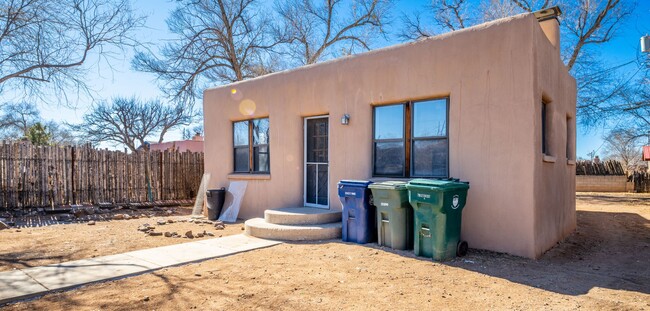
[219,181,247,222]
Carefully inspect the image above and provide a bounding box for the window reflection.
[372,98,449,178]
[374,105,404,139]
[233,118,269,173]
[234,121,249,146]
[253,118,269,145]
[413,99,447,138]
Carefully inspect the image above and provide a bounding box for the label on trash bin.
[345,192,356,196]
[380,202,389,206]
[452,195,460,209]
[417,193,431,199]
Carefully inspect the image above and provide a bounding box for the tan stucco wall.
[532,18,577,258]
[203,13,576,258]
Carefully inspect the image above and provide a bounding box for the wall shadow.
[440,210,649,296]
[291,209,649,296]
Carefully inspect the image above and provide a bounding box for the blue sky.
[3,0,649,156]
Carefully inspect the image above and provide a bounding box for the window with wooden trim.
[233,118,269,174]
[372,98,449,178]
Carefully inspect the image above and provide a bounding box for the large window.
[233,118,269,173]
[373,98,449,178]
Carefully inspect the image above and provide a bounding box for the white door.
[304,116,329,208]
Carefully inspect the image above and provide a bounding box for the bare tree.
[562,0,631,70]
[275,0,392,65]
[400,0,468,40]
[0,102,41,138]
[132,0,278,104]
[182,124,204,140]
[611,65,650,142]
[480,0,522,22]
[399,0,635,127]
[0,0,144,103]
[45,121,78,146]
[72,97,194,152]
[602,128,643,172]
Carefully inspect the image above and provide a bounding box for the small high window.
[373,98,449,178]
[566,115,574,160]
[233,118,269,173]
[542,101,549,155]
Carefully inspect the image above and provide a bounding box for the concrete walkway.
[0,234,281,305]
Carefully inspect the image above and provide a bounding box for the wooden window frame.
[233,118,270,174]
[372,97,449,178]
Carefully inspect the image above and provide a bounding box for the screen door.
[304,116,329,208]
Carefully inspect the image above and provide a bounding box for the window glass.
[234,121,249,146]
[234,147,249,172]
[317,164,328,205]
[374,105,404,139]
[253,145,269,172]
[307,118,328,163]
[413,99,447,138]
[413,139,448,177]
[566,116,574,160]
[233,118,270,173]
[306,164,317,204]
[253,118,269,145]
[542,102,548,154]
[372,97,450,178]
[374,141,404,176]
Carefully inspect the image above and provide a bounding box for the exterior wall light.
[341,114,350,125]
[642,35,649,53]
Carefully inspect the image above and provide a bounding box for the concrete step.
[264,207,342,225]
[245,218,342,241]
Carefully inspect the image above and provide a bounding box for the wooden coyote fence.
[575,160,625,176]
[0,141,204,211]
[629,172,650,193]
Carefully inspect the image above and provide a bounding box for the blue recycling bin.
[338,180,376,244]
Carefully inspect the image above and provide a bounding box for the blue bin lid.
[338,180,373,187]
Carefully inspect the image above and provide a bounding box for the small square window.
[233,118,269,173]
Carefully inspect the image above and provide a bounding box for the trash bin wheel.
[457,241,468,257]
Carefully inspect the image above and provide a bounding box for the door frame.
[303,115,330,209]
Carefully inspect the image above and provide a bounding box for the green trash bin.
[406,179,470,261]
[368,181,413,250]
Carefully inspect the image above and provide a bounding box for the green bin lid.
[368,181,408,190]
[407,178,469,190]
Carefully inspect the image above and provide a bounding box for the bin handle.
[420,227,431,238]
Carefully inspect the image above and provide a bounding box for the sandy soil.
[2,193,649,310]
[0,207,244,272]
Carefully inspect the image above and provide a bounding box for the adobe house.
[148,134,204,153]
[203,10,576,259]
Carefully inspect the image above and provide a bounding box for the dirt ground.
[0,206,245,272]
[2,193,649,310]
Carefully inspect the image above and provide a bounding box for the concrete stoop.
[245,207,342,241]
